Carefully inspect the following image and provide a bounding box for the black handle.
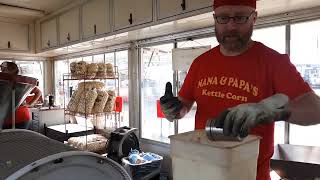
[7,41,11,49]
[94,24,97,34]
[128,13,133,25]
[181,0,186,10]
[47,40,51,47]
[67,33,71,41]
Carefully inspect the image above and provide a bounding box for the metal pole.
[173,41,179,135]
[114,51,118,128]
[12,88,15,129]
[104,53,107,129]
[284,24,291,144]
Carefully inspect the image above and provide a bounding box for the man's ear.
[253,11,258,24]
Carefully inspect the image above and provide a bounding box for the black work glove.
[160,82,183,121]
[214,94,291,138]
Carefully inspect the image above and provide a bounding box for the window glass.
[15,61,44,95]
[67,59,80,107]
[105,53,114,64]
[252,26,286,145]
[252,26,286,54]
[178,37,218,48]
[54,60,69,106]
[141,43,174,143]
[94,54,104,63]
[82,56,93,63]
[0,60,5,69]
[289,20,320,146]
[0,60,44,103]
[116,51,129,127]
[176,37,218,133]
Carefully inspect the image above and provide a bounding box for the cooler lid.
[0,129,75,179]
[6,151,132,180]
[1,130,131,180]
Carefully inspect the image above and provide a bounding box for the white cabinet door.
[82,0,110,39]
[40,18,58,49]
[59,8,80,45]
[114,0,153,30]
[186,0,212,11]
[158,0,213,19]
[0,22,29,51]
[158,0,186,19]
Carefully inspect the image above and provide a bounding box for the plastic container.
[129,153,146,164]
[169,130,260,180]
[122,153,163,179]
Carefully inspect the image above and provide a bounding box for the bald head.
[1,61,19,75]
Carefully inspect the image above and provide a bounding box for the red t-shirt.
[3,105,31,125]
[3,88,40,126]
[25,87,43,104]
[178,42,311,180]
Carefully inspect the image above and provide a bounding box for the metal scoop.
[205,118,242,141]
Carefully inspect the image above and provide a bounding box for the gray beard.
[215,27,253,54]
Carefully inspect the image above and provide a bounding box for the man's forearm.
[176,97,194,119]
[286,91,320,126]
[176,105,192,119]
[27,93,41,106]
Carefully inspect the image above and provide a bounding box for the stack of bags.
[70,61,115,79]
[67,81,116,115]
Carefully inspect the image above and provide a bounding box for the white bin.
[169,130,260,180]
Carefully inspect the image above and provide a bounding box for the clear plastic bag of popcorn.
[92,81,105,89]
[92,90,109,113]
[106,63,114,77]
[68,134,108,152]
[70,62,77,78]
[104,90,116,113]
[86,63,98,79]
[67,89,83,113]
[96,63,107,78]
[76,61,87,77]
[78,82,93,92]
[78,81,105,92]
[77,88,98,115]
